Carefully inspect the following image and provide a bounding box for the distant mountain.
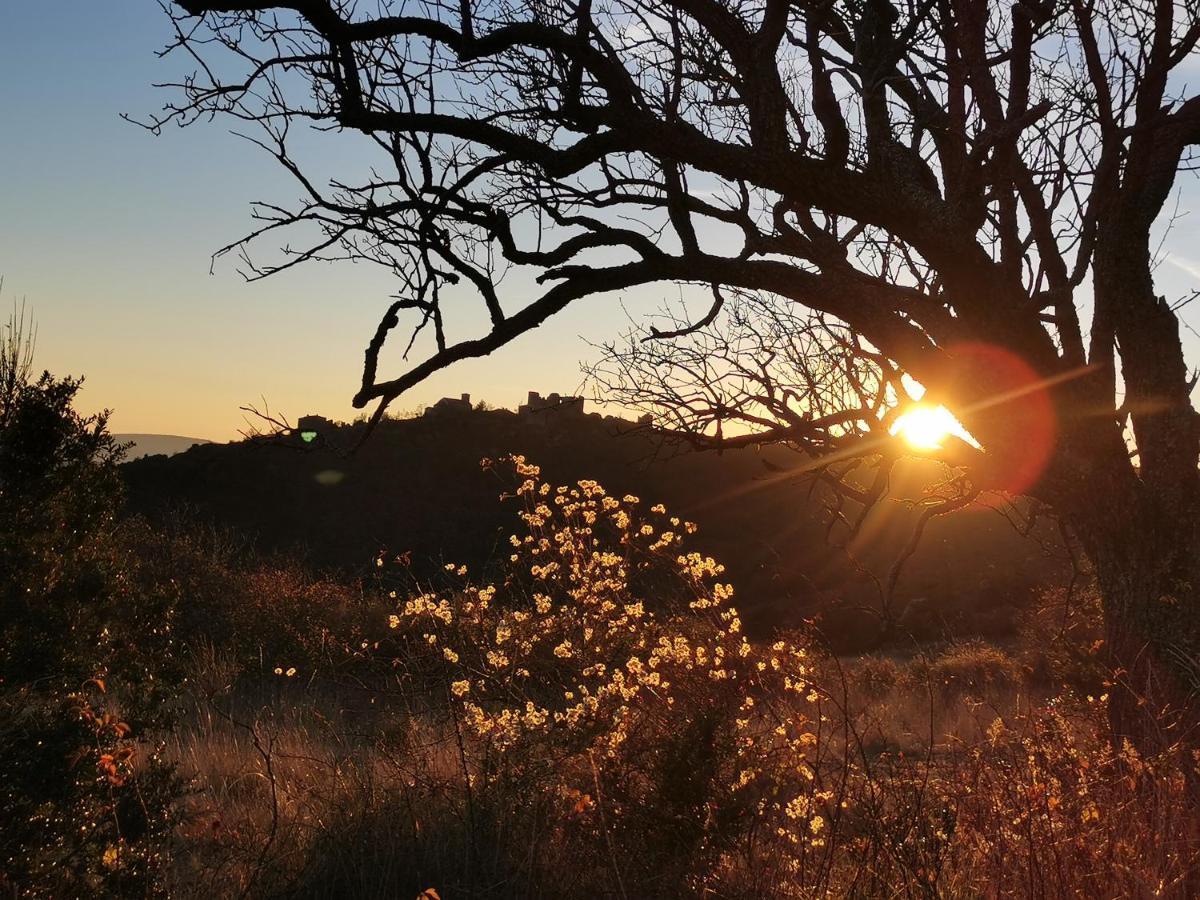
[120,408,1067,649]
[115,434,211,461]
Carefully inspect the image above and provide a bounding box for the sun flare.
[891,404,967,451]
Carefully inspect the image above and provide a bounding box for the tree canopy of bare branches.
[147,0,1200,755]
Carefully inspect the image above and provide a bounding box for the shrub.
[0,360,182,897]
[946,696,1200,897]
[369,456,836,895]
[912,639,1023,701]
[1018,585,1109,694]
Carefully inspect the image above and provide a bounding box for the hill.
[120,405,1067,648]
[115,433,211,460]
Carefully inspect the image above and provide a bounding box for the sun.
[890,404,966,451]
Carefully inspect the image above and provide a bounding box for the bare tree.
[147,0,1200,754]
[586,292,988,631]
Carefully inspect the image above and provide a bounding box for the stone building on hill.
[518,391,586,422]
[418,390,591,427]
[296,414,334,444]
[424,393,473,417]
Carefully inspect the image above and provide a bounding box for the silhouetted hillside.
[121,407,1067,648]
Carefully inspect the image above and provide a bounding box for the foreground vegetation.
[1,350,1196,896]
[157,462,1198,898]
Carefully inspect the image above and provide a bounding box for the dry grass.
[160,649,1200,898]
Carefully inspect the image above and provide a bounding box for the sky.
[0,2,619,440]
[4,3,1200,442]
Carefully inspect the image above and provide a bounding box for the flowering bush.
[380,456,835,893]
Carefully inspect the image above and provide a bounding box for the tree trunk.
[1080,512,1200,763]
[1079,222,1200,765]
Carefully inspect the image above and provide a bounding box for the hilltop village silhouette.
[293,390,652,444]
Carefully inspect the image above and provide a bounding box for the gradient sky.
[4,3,1200,441]
[0,2,624,440]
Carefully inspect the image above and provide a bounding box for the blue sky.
[3,3,1200,440]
